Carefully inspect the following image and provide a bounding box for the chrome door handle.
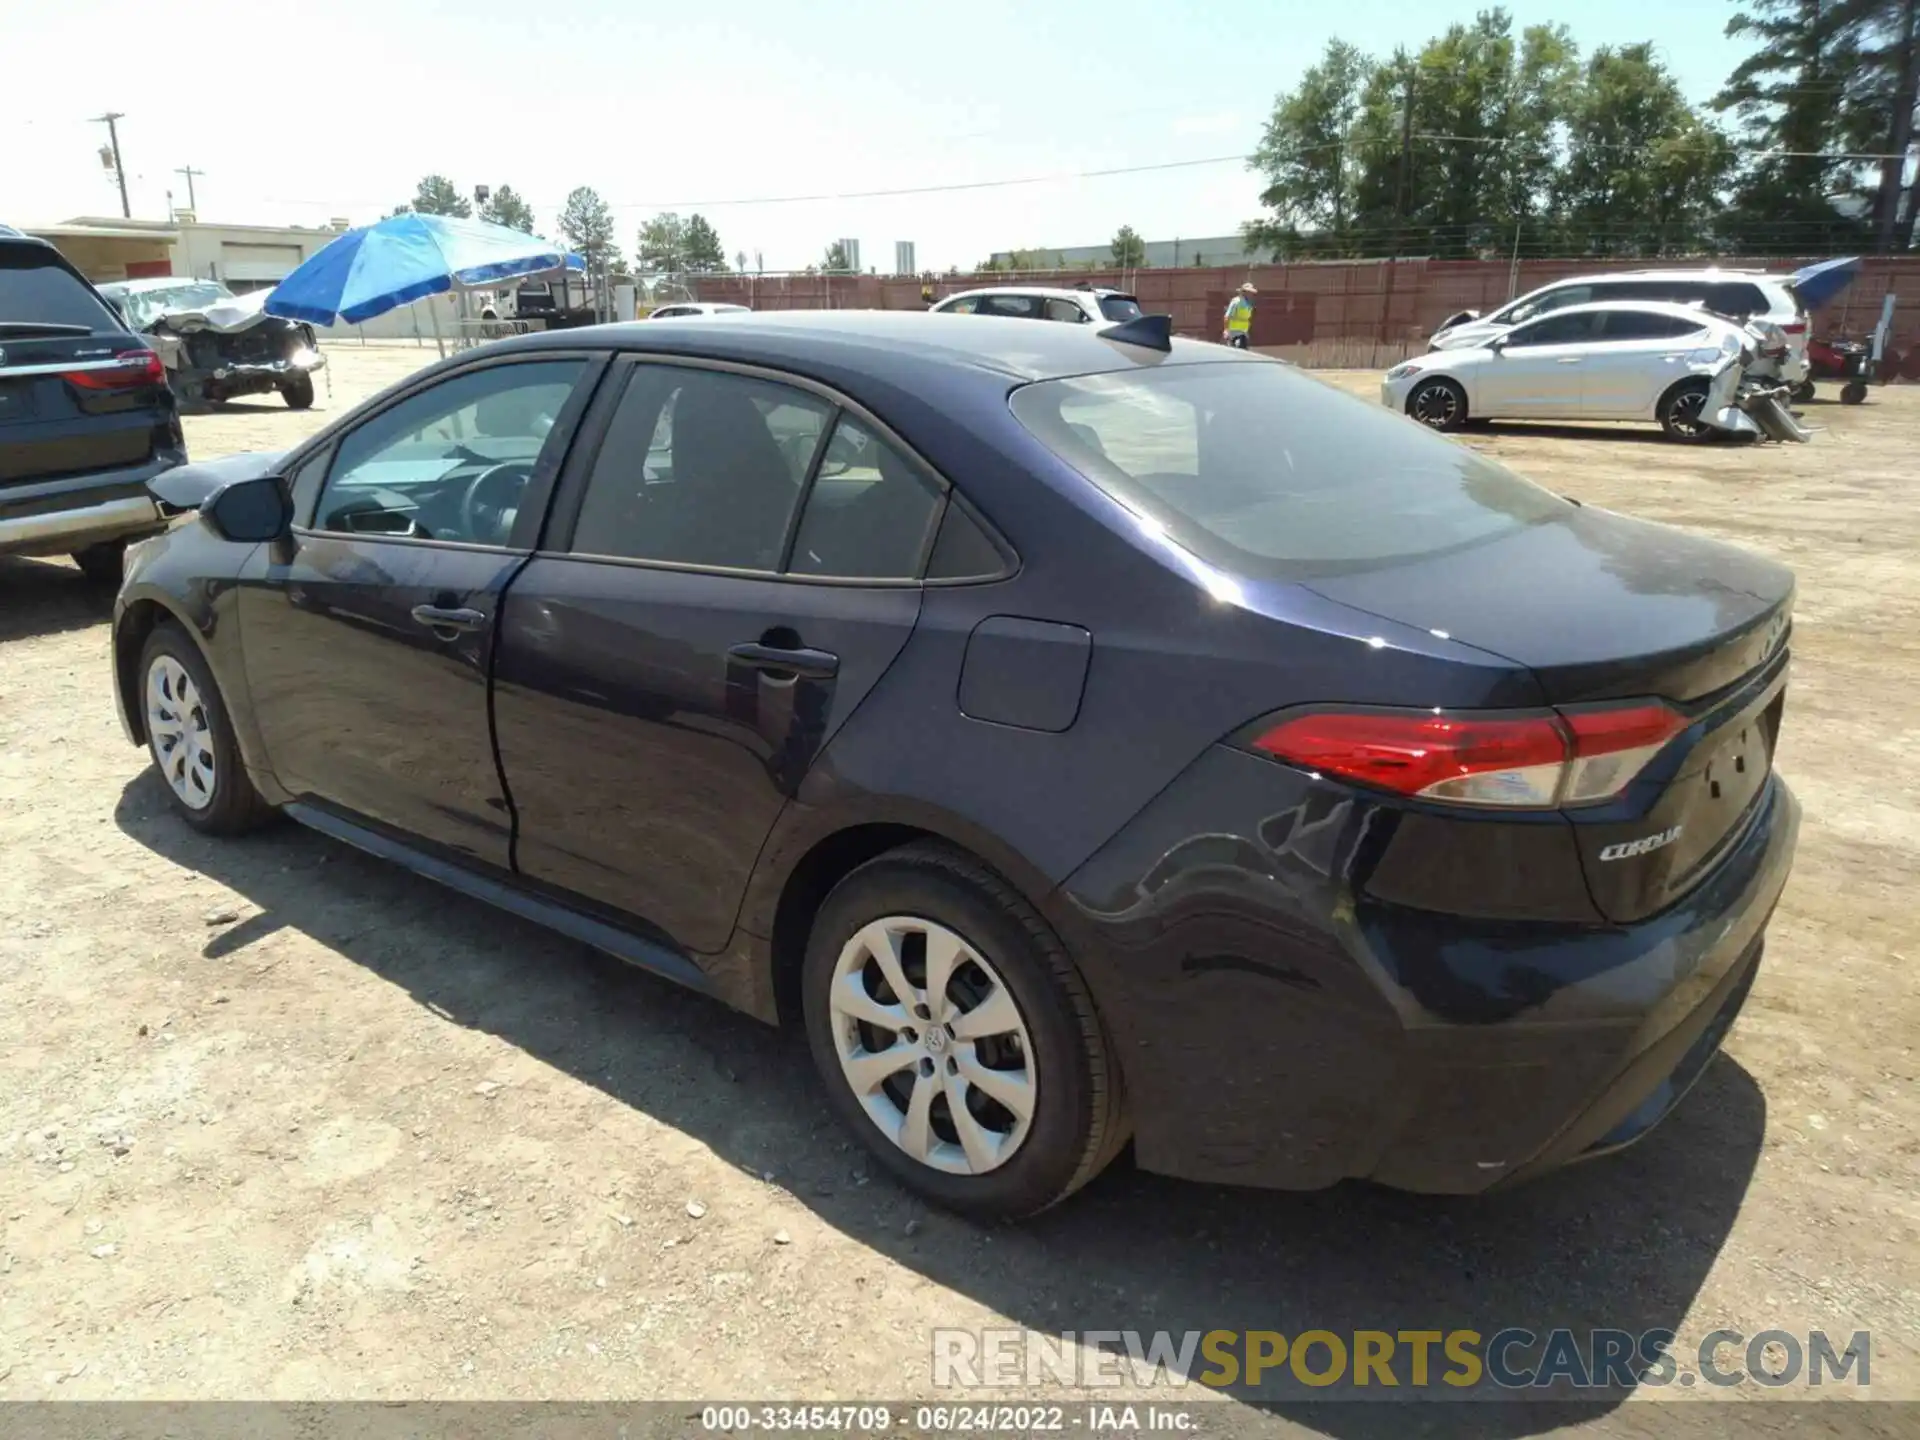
[410,604,487,635]
[728,642,839,679]
[1556,357,1582,364]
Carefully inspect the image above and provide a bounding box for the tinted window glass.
[314,360,584,544]
[1010,362,1568,580]
[1706,282,1770,319]
[572,365,829,571]
[1504,284,1590,324]
[0,250,119,332]
[944,297,980,314]
[788,415,942,579]
[927,500,1007,580]
[1506,311,1598,346]
[1099,294,1143,321]
[1043,298,1086,323]
[982,295,1040,318]
[1599,311,1705,340]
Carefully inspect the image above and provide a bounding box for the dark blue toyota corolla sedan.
[111,311,1798,1219]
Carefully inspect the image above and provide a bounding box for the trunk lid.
[1305,505,1794,922]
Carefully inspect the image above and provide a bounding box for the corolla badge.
[1599,825,1684,862]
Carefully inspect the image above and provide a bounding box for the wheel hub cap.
[828,916,1038,1176]
[145,656,216,811]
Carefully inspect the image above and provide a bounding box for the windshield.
[111,281,234,329]
[1010,361,1570,580]
[1098,294,1143,321]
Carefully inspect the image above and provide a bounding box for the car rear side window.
[927,500,1009,580]
[788,415,943,579]
[1705,282,1770,319]
[1010,362,1568,580]
[571,365,830,571]
[943,297,980,314]
[1098,294,1143,321]
[1043,298,1086,323]
[0,250,119,332]
[982,295,1041,319]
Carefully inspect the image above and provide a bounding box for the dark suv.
[1,227,185,583]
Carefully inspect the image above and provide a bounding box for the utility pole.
[1391,74,1415,259]
[93,113,130,218]
[175,165,203,214]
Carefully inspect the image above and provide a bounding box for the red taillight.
[1250,701,1688,809]
[1781,321,1807,336]
[62,349,165,390]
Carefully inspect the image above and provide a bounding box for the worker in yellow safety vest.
[1223,281,1257,348]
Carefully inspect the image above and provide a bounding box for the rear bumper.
[1056,746,1799,1193]
[0,459,176,557]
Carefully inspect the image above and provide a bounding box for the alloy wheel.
[1409,382,1460,428]
[827,915,1038,1175]
[146,655,216,810]
[1667,388,1710,437]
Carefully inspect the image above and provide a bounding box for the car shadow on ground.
[0,556,116,642]
[1471,423,1683,447]
[115,773,1767,1436]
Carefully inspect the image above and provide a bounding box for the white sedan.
[645,302,752,319]
[1382,301,1752,440]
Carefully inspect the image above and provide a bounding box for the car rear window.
[1009,362,1569,580]
[0,249,119,331]
[1098,294,1143,321]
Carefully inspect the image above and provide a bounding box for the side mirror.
[1487,335,1508,355]
[202,475,292,543]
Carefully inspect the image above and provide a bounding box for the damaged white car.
[1382,300,1808,443]
[97,278,325,410]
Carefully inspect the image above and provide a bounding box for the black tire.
[136,622,276,836]
[802,842,1128,1221]
[281,374,316,410]
[1405,375,1468,432]
[1791,380,1816,404]
[1841,379,1867,405]
[70,540,126,587]
[1658,378,1714,441]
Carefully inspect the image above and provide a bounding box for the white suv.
[1431,269,1809,387]
[930,286,1144,325]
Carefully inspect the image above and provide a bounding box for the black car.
[111,311,1799,1219]
[97,278,325,410]
[1,227,185,583]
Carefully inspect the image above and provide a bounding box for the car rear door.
[0,245,179,512]
[1474,311,1600,416]
[237,352,602,869]
[490,357,945,954]
[1579,311,1708,416]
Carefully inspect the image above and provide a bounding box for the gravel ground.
[0,342,1914,1433]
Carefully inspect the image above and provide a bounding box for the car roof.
[97,276,222,294]
[940,286,1134,302]
[1546,269,1786,286]
[0,228,58,253]
[502,307,1237,383]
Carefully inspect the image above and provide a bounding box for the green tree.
[1843,0,1919,250]
[559,186,623,273]
[637,212,687,271]
[479,184,535,232]
[411,174,471,218]
[1110,224,1147,266]
[823,240,852,272]
[1715,0,1868,252]
[1561,44,1736,255]
[1245,38,1371,256]
[682,214,727,272]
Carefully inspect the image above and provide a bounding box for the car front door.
[238,353,601,868]
[1578,311,1708,416]
[490,358,946,955]
[1475,311,1600,417]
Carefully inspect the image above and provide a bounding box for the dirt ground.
[1,341,1915,1431]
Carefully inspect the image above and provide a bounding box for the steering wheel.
[458,461,534,543]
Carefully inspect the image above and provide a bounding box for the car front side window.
[310,359,586,545]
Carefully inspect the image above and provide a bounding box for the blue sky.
[5,0,1754,271]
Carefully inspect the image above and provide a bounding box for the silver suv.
[1431,269,1809,387]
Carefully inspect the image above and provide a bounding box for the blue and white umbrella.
[265,213,582,326]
